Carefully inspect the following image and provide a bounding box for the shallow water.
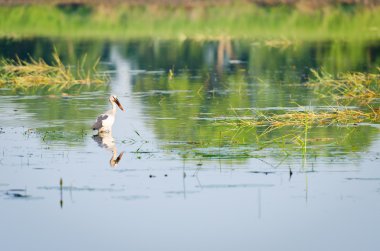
[1,38,380,251]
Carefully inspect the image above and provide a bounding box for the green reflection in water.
[0,38,379,154]
[133,71,379,161]
[1,86,110,146]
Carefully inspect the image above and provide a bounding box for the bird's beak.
[114,97,125,111]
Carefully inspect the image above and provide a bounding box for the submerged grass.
[308,68,380,104]
[223,69,380,155]
[227,108,380,130]
[216,106,379,161]
[0,53,106,88]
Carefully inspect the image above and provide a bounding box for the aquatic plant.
[0,52,107,88]
[225,108,379,131]
[308,68,380,104]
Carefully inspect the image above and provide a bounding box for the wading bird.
[92,95,125,133]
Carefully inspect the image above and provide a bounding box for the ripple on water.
[38,186,124,192]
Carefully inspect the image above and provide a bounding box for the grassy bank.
[0,4,379,40]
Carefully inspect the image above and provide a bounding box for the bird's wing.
[92,114,109,130]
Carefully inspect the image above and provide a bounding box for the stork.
[92,95,125,133]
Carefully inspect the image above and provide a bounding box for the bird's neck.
[111,102,117,113]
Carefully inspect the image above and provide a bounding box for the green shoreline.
[0,4,379,41]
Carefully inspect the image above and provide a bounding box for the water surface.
[0,38,380,251]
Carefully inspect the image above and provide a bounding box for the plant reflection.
[93,132,124,168]
[1,38,379,161]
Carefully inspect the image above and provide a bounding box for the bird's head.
[109,95,125,111]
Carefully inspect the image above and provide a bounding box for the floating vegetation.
[223,69,380,144]
[0,53,107,89]
[215,69,379,151]
[221,107,380,153]
[308,68,380,104]
[214,108,379,161]
[228,108,380,129]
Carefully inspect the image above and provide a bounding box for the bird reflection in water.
[93,132,124,168]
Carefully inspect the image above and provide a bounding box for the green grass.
[0,4,379,40]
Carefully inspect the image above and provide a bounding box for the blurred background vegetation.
[0,0,379,40]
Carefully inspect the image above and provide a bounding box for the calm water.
[1,38,380,251]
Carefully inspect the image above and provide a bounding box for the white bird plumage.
[92,95,125,133]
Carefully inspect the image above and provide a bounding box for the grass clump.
[239,109,380,128]
[308,68,380,104]
[0,53,107,88]
[228,108,380,130]
[222,68,380,157]
[222,107,379,159]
